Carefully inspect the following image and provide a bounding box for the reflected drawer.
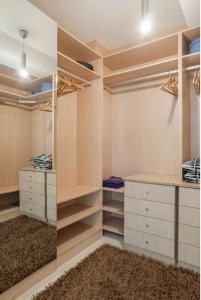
[179,243,200,267]
[47,173,56,186]
[125,228,174,258]
[20,181,45,195]
[179,224,200,247]
[19,171,45,184]
[47,184,56,197]
[179,187,200,208]
[20,201,45,218]
[125,182,175,204]
[47,196,56,209]
[125,197,174,222]
[47,207,57,221]
[125,213,174,239]
[20,191,45,206]
[179,206,200,227]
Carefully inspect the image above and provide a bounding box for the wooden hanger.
[160,74,178,96]
[39,101,55,112]
[193,69,200,96]
[57,72,84,97]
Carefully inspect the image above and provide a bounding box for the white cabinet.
[178,187,200,268]
[47,173,56,224]
[124,181,175,260]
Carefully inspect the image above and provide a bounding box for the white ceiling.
[30,0,200,50]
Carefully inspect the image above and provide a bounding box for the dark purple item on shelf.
[103,176,124,189]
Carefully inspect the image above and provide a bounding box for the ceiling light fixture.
[19,29,28,78]
[141,0,151,34]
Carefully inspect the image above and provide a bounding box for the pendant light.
[141,0,151,34]
[19,29,28,78]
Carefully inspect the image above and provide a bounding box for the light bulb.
[141,16,151,34]
[19,68,28,78]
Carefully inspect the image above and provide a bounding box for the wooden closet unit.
[56,26,103,265]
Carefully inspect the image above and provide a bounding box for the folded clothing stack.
[103,176,124,189]
[182,158,200,183]
[30,154,52,170]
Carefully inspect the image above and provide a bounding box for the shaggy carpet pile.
[33,244,199,300]
[0,215,56,293]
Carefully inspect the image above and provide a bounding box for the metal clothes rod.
[109,65,200,89]
[57,67,94,87]
[0,96,52,105]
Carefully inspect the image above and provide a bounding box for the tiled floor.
[16,233,124,300]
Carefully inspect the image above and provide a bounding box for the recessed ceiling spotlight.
[19,29,28,78]
[141,0,151,34]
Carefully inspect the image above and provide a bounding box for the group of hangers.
[193,69,200,96]
[39,101,55,112]
[57,72,84,97]
[160,73,178,97]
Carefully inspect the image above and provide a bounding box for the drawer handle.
[145,208,149,212]
[30,197,32,200]
[145,224,149,228]
[30,208,32,211]
[145,241,149,244]
[146,191,149,195]
[29,186,32,189]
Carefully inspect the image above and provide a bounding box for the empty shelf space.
[103,200,124,215]
[182,26,200,41]
[104,57,178,87]
[57,203,101,230]
[104,34,178,71]
[57,52,100,82]
[58,26,101,62]
[103,216,124,235]
[182,52,200,67]
[0,185,19,194]
[103,187,124,193]
[57,222,101,256]
[57,185,101,204]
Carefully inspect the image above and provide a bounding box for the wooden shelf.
[103,200,124,215]
[58,52,100,82]
[103,216,124,235]
[57,185,101,204]
[0,88,53,102]
[58,26,101,62]
[182,26,200,41]
[103,187,124,193]
[57,222,101,256]
[182,53,200,68]
[0,185,19,194]
[104,57,178,87]
[57,203,101,230]
[104,33,178,71]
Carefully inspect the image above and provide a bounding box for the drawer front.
[20,191,45,207]
[125,228,174,258]
[47,196,56,209]
[179,187,200,208]
[47,207,57,221]
[179,206,200,227]
[125,197,174,222]
[47,184,56,197]
[179,243,200,267]
[19,171,45,183]
[179,224,200,247]
[125,213,174,240]
[20,181,45,195]
[47,173,56,186]
[125,182,175,204]
[20,201,45,218]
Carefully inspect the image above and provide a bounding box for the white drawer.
[47,173,56,186]
[20,181,45,195]
[47,207,57,221]
[179,206,200,227]
[125,181,175,204]
[20,191,45,206]
[47,196,56,209]
[125,228,174,258]
[179,187,200,208]
[47,184,56,197]
[125,196,174,222]
[179,243,200,267]
[19,171,45,183]
[125,213,174,240]
[20,201,45,218]
[179,224,200,247]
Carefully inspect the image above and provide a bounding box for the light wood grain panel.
[112,80,180,178]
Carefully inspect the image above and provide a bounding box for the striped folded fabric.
[182,158,200,183]
[30,154,52,170]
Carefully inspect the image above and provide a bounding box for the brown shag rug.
[33,244,200,300]
[0,215,56,293]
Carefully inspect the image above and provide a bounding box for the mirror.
[0,0,57,294]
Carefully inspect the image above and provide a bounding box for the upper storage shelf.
[58,26,101,62]
[182,26,200,55]
[104,33,178,71]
